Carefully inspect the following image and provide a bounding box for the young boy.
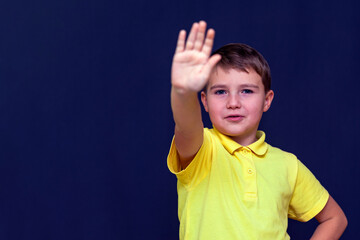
[168,21,347,239]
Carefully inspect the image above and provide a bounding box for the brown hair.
[212,43,271,93]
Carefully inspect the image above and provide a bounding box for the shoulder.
[167,128,222,189]
[266,144,299,164]
[167,128,216,175]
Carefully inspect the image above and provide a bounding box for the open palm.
[171,21,221,93]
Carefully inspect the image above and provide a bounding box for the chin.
[220,129,246,137]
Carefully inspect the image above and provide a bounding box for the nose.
[226,94,241,109]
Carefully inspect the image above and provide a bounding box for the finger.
[175,30,186,54]
[202,28,216,56]
[194,21,207,51]
[185,22,199,50]
[201,54,222,78]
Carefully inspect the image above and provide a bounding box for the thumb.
[201,54,222,78]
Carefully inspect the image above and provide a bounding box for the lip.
[225,115,244,122]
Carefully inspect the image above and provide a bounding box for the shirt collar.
[212,127,268,156]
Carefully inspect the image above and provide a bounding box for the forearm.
[171,86,204,165]
[171,86,203,136]
[310,217,347,240]
[311,196,348,240]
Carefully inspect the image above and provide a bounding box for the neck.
[229,132,258,146]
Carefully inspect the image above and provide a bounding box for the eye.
[214,90,227,95]
[241,89,253,94]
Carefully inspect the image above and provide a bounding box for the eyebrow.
[209,84,260,90]
[240,84,259,89]
[209,84,227,90]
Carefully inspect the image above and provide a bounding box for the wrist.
[171,84,199,96]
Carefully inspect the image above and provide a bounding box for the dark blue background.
[1,0,359,239]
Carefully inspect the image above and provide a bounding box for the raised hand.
[171,21,221,93]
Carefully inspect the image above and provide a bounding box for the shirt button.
[247,169,254,174]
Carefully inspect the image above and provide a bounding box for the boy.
[168,21,347,239]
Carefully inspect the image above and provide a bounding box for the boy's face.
[201,67,274,146]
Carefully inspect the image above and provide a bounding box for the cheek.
[207,99,224,112]
[247,102,265,114]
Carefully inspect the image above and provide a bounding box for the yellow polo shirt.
[168,128,329,240]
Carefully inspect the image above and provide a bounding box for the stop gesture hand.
[171,21,221,93]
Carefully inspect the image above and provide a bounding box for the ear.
[263,90,274,112]
[201,91,209,112]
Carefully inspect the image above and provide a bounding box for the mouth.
[225,115,244,122]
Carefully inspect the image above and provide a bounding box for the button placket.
[236,147,257,200]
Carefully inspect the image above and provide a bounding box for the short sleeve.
[288,160,329,222]
[167,128,213,188]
